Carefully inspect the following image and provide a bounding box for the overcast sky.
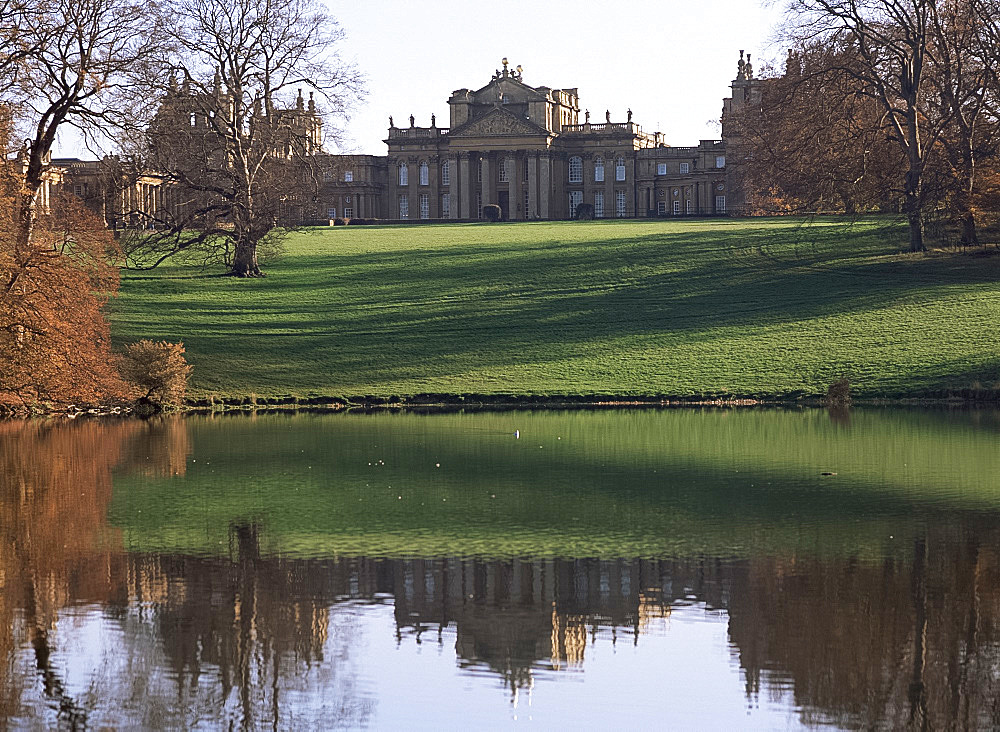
[55,0,785,158]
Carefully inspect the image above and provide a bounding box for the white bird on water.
[514,430,520,439]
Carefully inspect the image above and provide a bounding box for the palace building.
[50,53,761,225]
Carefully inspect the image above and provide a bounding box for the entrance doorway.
[498,191,509,221]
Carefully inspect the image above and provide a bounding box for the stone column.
[448,156,458,218]
[511,152,523,220]
[539,152,551,219]
[527,153,538,219]
[480,155,491,206]
[459,154,471,218]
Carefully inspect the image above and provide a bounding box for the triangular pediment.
[470,77,547,104]
[450,107,549,138]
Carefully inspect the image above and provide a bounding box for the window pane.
[419,162,429,186]
[594,191,604,218]
[594,157,604,182]
[442,161,450,186]
[679,163,689,174]
[657,163,666,176]
[399,164,408,186]
[568,156,582,184]
[615,157,626,182]
[399,194,408,218]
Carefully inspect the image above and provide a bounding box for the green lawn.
[108,217,1000,399]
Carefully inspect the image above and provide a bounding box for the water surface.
[3,409,1000,729]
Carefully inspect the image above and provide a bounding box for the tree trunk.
[230,238,262,277]
[906,206,925,253]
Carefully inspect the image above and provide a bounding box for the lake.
[2,408,1000,729]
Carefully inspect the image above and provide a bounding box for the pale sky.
[328,0,786,155]
[55,0,785,158]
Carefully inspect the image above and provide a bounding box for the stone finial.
[745,53,753,79]
[737,50,747,80]
[296,88,304,110]
[308,91,315,112]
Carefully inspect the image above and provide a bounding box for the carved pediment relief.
[450,108,547,138]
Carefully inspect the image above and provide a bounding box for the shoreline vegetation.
[10,216,1000,417]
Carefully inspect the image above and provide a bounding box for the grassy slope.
[109,217,1000,399]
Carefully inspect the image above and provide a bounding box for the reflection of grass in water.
[109,217,1000,398]
[108,409,1000,559]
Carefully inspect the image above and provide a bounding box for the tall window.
[569,190,583,218]
[476,192,482,219]
[344,206,353,218]
[499,158,509,182]
[657,201,666,216]
[673,200,681,215]
[442,193,451,218]
[656,163,667,176]
[568,156,583,183]
[523,188,529,218]
[594,157,604,182]
[679,163,690,174]
[477,161,482,183]
[686,198,693,214]
[398,163,408,186]
[615,157,626,182]
[523,159,529,181]
[615,190,626,217]
[344,171,354,182]
[419,161,429,186]
[327,207,337,218]
[716,155,726,169]
[419,193,429,219]
[399,194,409,218]
[715,195,726,213]
[441,161,450,186]
[594,191,604,218]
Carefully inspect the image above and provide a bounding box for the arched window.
[498,158,509,182]
[419,161,429,186]
[398,163,408,186]
[594,157,604,183]
[568,156,583,183]
[615,157,626,181]
[441,161,450,186]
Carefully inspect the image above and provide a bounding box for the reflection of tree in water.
[725,523,1000,730]
[7,418,1000,728]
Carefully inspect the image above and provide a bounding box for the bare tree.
[783,0,949,251]
[0,0,165,250]
[134,0,363,277]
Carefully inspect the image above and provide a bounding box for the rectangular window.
[615,190,626,217]
[419,163,429,186]
[344,207,353,218]
[686,198,693,214]
[441,193,450,218]
[499,159,509,182]
[442,161,450,186]
[569,190,583,218]
[679,163,690,174]
[595,160,604,182]
[523,160,529,182]
[568,157,582,183]
[673,200,681,215]
[344,171,354,182]
[322,171,333,182]
[327,207,337,218]
[523,188,529,218]
[615,159,626,181]
[73,185,83,197]
[419,193,429,219]
[477,162,482,183]
[657,201,666,215]
[399,194,409,219]
[399,164,408,186]
[656,163,667,176]
[476,192,482,219]
[716,155,726,169]
[715,195,726,213]
[594,191,604,218]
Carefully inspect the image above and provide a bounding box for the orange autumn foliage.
[1,116,131,408]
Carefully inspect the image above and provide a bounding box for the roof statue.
[737,50,746,81]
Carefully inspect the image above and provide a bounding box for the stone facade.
[53,54,760,226]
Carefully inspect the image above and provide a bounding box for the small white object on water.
[514,430,520,438]
[436,463,440,468]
